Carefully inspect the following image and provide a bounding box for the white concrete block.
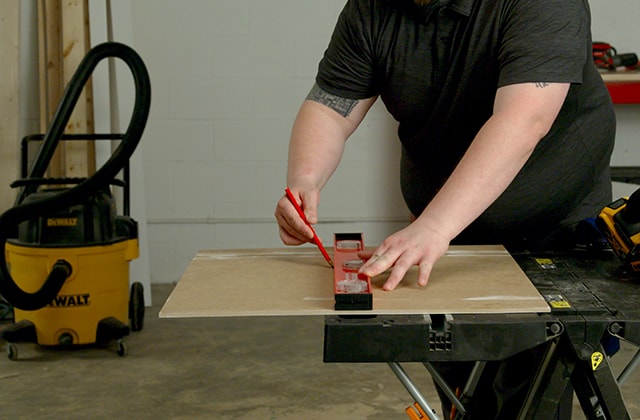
[213,119,290,162]
[250,0,342,36]
[171,161,216,218]
[292,36,333,78]
[253,79,311,119]
[147,244,176,284]
[162,0,250,35]
[142,119,214,163]
[210,161,257,201]
[254,162,288,202]
[213,222,281,248]
[142,161,173,220]
[168,77,253,120]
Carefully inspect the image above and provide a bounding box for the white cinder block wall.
[17,1,640,285]
[131,0,409,283]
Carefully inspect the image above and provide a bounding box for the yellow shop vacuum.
[0,42,150,360]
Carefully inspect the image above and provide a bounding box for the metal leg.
[617,347,640,386]
[423,362,464,416]
[388,362,440,420]
[518,337,566,419]
[422,361,486,417]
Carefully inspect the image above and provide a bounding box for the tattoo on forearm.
[535,82,549,88]
[306,83,359,117]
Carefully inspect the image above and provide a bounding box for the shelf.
[600,70,640,104]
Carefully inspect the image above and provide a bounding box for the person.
[274,0,615,417]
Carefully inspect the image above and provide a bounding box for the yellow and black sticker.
[47,217,78,227]
[535,258,556,269]
[48,294,90,307]
[545,294,571,309]
[591,352,604,371]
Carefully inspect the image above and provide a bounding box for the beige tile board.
[159,245,550,318]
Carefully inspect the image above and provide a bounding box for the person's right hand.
[274,188,320,245]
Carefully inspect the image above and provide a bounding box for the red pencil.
[284,187,334,268]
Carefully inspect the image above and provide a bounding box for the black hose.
[0,42,151,310]
[2,260,73,312]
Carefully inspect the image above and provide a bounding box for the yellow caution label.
[47,218,78,227]
[535,258,556,269]
[591,352,604,370]
[546,294,571,308]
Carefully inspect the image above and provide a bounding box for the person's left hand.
[358,219,450,291]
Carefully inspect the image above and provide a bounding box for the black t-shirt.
[316,0,616,245]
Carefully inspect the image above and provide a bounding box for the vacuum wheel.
[129,282,145,332]
[6,343,18,361]
[116,339,128,357]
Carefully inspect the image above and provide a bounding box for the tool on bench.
[333,233,372,310]
[597,187,640,271]
[593,42,639,70]
[284,187,333,268]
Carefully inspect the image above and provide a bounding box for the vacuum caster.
[6,343,18,361]
[116,339,128,357]
[129,282,145,332]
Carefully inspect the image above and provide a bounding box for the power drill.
[597,188,640,271]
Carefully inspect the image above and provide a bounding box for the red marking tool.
[284,187,333,268]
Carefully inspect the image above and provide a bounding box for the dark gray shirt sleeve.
[497,0,589,87]
[316,0,380,99]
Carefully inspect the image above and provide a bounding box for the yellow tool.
[597,188,640,271]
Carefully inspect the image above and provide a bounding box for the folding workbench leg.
[518,337,572,419]
[423,361,486,418]
[576,342,640,419]
[617,347,640,385]
[571,349,631,420]
[388,362,440,420]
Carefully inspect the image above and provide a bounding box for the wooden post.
[38,0,65,177]
[38,0,95,180]
[61,0,95,177]
[0,0,20,211]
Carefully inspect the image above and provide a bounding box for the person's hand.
[274,188,320,245]
[359,219,450,291]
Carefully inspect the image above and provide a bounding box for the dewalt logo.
[48,294,90,307]
[47,218,78,227]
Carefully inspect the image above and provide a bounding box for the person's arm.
[275,85,377,245]
[360,81,570,290]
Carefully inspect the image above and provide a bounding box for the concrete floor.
[1,283,639,419]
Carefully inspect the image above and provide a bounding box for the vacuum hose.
[0,42,151,310]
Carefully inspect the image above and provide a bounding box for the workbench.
[601,70,640,104]
[160,245,640,419]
